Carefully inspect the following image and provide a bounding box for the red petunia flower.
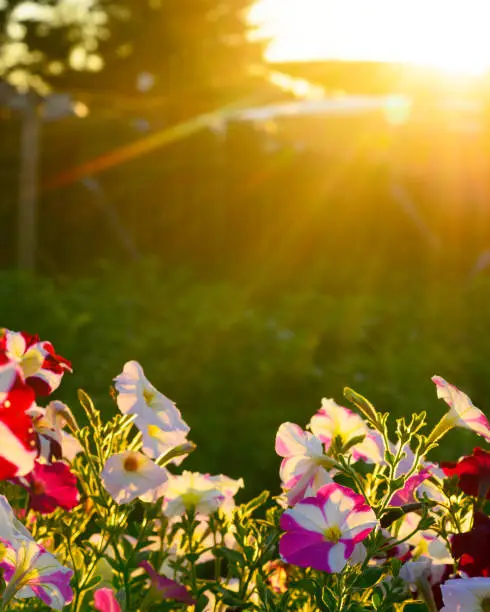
[0,329,72,396]
[451,512,490,577]
[441,448,490,499]
[13,460,80,514]
[0,376,37,480]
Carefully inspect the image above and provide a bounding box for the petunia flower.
[440,577,490,611]
[0,537,73,610]
[310,398,383,463]
[162,471,241,518]
[279,482,378,573]
[431,376,490,443]
[0,355,18,392]
[27,401,79,463]
[442,448,490,499]
[275,422,333,506]
[0,495,32,542]
[0,377,37,480]
[12,460,80,514]
[113,361,190,459]
[139,560,195,605]
[101,451,169,505]
[395,511,452,565]
[94,587,121,612]
[0,329,72,396]
[451,512,490,577]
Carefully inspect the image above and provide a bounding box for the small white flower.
[101,451,169,505]
[440,577,490,611]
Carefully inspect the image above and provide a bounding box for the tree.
[0,0,266,103]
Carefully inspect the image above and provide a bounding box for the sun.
[252,0,490,76]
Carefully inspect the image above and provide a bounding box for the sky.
[252,0,490,74]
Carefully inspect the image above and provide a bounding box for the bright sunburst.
[252,0,490,76]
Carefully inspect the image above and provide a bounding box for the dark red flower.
[451,512,490,577]
[441,448,490,498]
[14,460,80,514]
[0,376,37,480]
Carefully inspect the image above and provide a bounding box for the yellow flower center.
[143,387,156,407]
[123,454,141,472]
[20,349,44,378]
[324,526,341,544]
[180,490,202,510]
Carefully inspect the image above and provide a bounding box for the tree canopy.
[0,0,266,99]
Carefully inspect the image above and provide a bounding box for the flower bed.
[0,327,490,610]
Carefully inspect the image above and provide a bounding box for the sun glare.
[252,0,490,76]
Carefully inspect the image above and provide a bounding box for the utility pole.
[17,92,40,272]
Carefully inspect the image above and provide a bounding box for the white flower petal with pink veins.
[101,451,169,505]
[432,375,490,442]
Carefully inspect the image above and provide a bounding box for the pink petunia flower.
[275,422,333,506]
[0,329,72,396]
[94,587,121,612]
[432,376,490,443]
[139,560,195,605]
[279,483,378,573]
[309,399,383,463]
[13,460,80,514]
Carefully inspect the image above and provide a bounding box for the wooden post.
[18,93,40,272]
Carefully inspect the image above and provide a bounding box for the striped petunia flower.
[0,537,73,610]
[275,422,333,506]
[432,376,490,443]
[0,377,37,480]
[0,329,72,396]
[310,399,383,463]
[279,483,378,573]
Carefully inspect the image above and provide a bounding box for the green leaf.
[343,387,379,426]
[355,566,384,589]
[243,490,270,516]
[403,603,429,612]
[213,547,245,566]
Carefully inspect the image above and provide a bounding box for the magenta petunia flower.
[139,560,195,605]
[0,329,72,396]
[279,483,378,573]
[94,587,121,612]
[13,461,80,514]
[432,376,490,443]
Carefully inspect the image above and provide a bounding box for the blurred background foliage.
[3,261,490,496]
[2,0,490,496]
